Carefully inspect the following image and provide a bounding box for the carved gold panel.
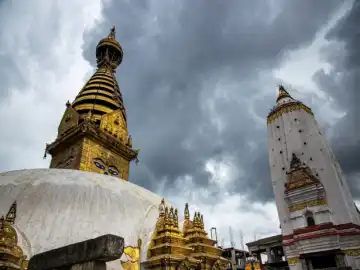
[289,199,327,212]
[80,138,130,180]
[58,106,79,136]
[100,109,128,142]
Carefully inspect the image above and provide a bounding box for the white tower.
[267,86,360,270]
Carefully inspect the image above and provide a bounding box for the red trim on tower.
[282,222,360,245]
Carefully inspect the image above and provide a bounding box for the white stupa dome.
[0,168,166,269]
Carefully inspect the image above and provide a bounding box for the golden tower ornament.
[44,26,138,181]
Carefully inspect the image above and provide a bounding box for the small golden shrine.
[0,202,28,270]
[144,200,229,269]
[284,153,328,213]
[182,204,229,269]
[285,153,321,192]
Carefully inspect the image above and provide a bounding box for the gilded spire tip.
[276,84,292,103]
[158,198,165,217]
[185,202,190,220]
[108,25,116,39]
[174,208,179,227]
[5,201,17,225]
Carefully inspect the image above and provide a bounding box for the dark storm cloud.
[82,0,342,202]
[313,1,360,197]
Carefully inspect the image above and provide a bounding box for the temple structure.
[0,27,229,270]
[267,86,360,270]
[45,25,138,181]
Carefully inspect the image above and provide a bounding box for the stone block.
[28,234,124,270]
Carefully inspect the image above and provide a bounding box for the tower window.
[294,118,298,121]
[310,157,313,161]
[304,142,307,145]
[280,150,283,154]
[299,129,302,133]
[282,167,285,171]
[276,125,280,128]
[305,211,315,227]
[278,138,281,141]
[301,152,304,155]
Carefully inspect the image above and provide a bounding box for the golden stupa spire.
[174,208,179,228]
[0,202,29,269]
[184,203,190,220]
[193,212,199,227]
[108,25,116,39]
[164,206,169,225]
[268,84,314,124]
[45,25,138,181]
[276,85,293,103]
[158,198,165,217]
[5,201,17,225]
[169,206,175,226]
[146,203,201,269]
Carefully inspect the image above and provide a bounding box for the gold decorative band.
[288,199,327,212]
[287,257,299,265]
[344,249,360,256]
[267,103,313,124]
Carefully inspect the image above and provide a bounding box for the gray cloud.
[0,0,347,204]
[313,1,360,196]
[79,0,344,203]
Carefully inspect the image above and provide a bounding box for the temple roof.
[71,65,126,123]
[71,26,126,124]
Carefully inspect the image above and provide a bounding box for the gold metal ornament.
[45,27,138,181]
[0,202,29,270]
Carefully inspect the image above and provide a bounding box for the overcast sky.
[0,0,359,248]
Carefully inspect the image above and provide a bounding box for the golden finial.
[158,198,165,217]
[193,212,198,227]
[276,85,292,102]
[200,214,204,229]
[66,100,71,107]
[174,208,179,227]
[6,201,17,225]
[169,206,174,225]
[108,25,116,39]
[184,203,190,220]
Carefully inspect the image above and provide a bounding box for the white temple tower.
[267,86,360,270]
